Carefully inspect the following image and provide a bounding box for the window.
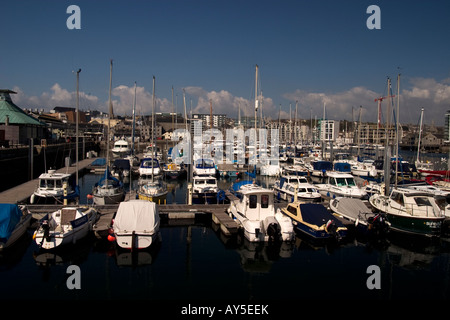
[287,205,297,216]
[249,195,257,208]
[261,195,269,208]
[414,197,431,207]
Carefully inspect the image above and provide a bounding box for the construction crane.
[374,94,395,128]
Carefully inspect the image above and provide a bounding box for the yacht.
[111,139,131,157]
[91,168,125,205]
[315,171,367,199]
[192,175,219,204]
[137,177,168,204]
[139,157,162,178]
[369,188,446,237]
[33,206,98,249]
[193,158,216,176]
[273,175,321,202]
[227,184,295,242]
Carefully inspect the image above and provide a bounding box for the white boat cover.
[114,200,160,234]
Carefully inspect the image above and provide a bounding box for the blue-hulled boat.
[280,202,347,240]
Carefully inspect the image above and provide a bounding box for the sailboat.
[137,76,168,204]
[125,82,140,168]
[91,60,125,205]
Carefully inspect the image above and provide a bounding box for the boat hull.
[93,192,125,205]
[0,214,32,251]
[137,192,167,204]
[386,213,444,237]
[34,209,97,250]
[115,232,159,250]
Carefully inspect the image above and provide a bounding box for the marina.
[2,147,450,303]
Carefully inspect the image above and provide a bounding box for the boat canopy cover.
[91,158,106,166]
[334,162,351,172]
[312,161,333,171]
[112,159,131,170]
[299,203,344,227]
[0,204,22,240]
[114,200,160,234]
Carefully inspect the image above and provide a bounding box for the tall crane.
[374,93,395,145]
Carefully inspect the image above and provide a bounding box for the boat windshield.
[335,177,356,187]
[142,160,159,167]
[414,197,432,207]
[196,159,215,168]
[40,179,63,189]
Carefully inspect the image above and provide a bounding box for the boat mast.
[254,64,259,164]
[416,107,424,164]
[152,76,155,182]
[106,59,113,188]
[75,68,81,191]
[395,73,400,188]
[383,77,392,195]
[132,81,136,156]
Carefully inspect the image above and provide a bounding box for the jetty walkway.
[0,157,95,204]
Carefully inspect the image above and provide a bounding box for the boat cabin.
[325,172,356,187]
[237,185,275,221]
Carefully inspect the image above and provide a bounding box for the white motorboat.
[369,188,446,237]
[351,160,378,178]
[192,175,219,204]
[273,175,321,202]
[30,170,78,204]
[193,158,216,176]
[227,184,295,242]
[139,158,161,177]
[316,171,367,199]
[111,200,161,250]
[0,204,32,251]
[33,206,98,250]
[329,197,389,235]
[111,139,131,157]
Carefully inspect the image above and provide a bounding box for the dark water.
[2,152,450,308]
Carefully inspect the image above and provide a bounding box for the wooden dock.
[0,157,97,204]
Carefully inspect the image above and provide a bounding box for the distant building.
[0,89,46,146]
[192,113,226,129]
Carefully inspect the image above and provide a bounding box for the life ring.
[363,180,369,186]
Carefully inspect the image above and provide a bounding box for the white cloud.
[9,77,450,126]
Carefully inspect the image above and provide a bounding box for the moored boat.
[227,184,294,242]
[369,188,446,237]
[329,197,388,236]
[280,202,347,240]
[110,200,161,250]
[0,204,32,251]
[33,206,98,250]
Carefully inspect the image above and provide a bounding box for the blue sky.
[1,0,450,125]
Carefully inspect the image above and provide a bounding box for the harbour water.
[2,151,450,307]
